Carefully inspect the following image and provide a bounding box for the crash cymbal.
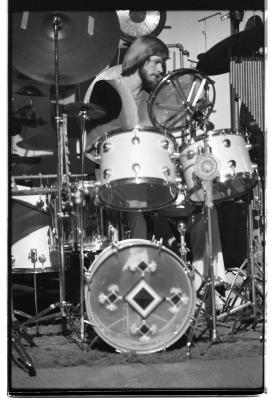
[12,11,120,85]
[15,85,46,97]
[197,27,264,75]
[63,102,106,119]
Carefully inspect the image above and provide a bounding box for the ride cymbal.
[12,11,120,85]
[197,27,264,75]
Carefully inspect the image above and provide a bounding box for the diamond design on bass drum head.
[125,279,163,319]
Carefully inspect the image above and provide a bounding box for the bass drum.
[85,239,196,354]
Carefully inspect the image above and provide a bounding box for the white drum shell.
[98,128,179,210]
[179,130,258,203]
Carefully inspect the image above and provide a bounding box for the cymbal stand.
[19,16,73,333]
[78,110,90,344]
[52,16,68,316]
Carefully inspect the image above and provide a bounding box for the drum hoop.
[86,238,192,278]
[84,238,196,353]
[179,129,247,152]
[101,126,177,146]
[12,267,58,274]
[187,171,259,204]
[98,178,179,211]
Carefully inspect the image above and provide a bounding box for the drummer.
[85,34,226,300]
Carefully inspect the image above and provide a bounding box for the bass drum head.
[85,239,196,354]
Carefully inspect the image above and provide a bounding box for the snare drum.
[179,129,258,203]
[11,195,57,273]
[85,239,196,354]
[97,127,179,211]
[72,180,121,252]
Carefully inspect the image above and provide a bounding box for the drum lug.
[84,271,91,285]
[175,176,182,184]
[170,152,180,160]
[102,142,111,152]
[93,154,101,162]
[228,160,237,175]
[151,236,163,251]
[223,138,231,148]
[132,135,140,145]
[162,166,170,179]
[111,241,120,253]
[185,149,196,160]
[132,163,141,179]
[103,169,112,179]
[161,139,169,150]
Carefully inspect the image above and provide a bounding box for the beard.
[139,66,163,93]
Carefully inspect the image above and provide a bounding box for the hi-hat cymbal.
[63,102,106,119]
[15,85,46,97]
[12,11,120,85]
[197,27,264,75]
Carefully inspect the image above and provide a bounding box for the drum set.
[10,11,264,367]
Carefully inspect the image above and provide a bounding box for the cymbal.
[12,11,120,85]
[11,154,42,164]
[197,27,264,75]
[12,116,48,128]
[17,135,56,151]
[15,85,46,97]
[63,102,106,119]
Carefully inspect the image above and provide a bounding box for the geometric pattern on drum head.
[124,278,163,319]
[130,320,158,342]
[122,259,157,277]
[98,284,123,311]
[165,287,190,314]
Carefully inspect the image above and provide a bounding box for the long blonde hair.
[121,35,169,77]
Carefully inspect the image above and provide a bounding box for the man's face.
[139,55,166,92]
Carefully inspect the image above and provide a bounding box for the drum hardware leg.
[225,194,264,327]
[11,293,36,376]
[11,322,36,377]
[28,249,40,336]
